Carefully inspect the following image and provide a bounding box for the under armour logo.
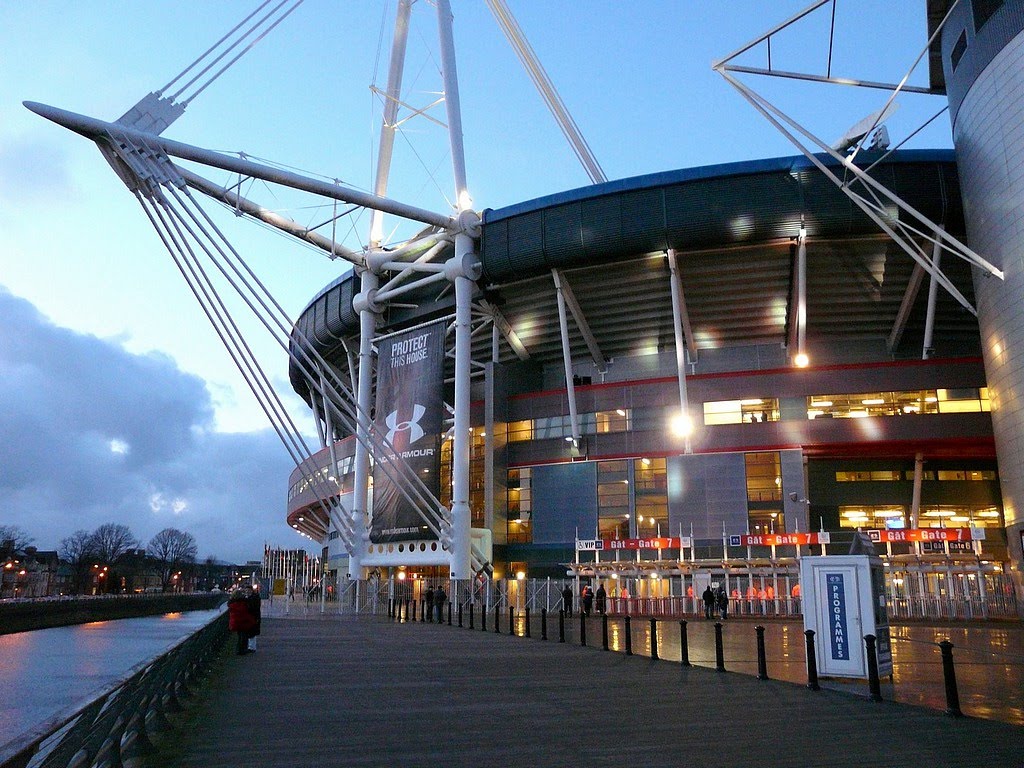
[385,404,426,444]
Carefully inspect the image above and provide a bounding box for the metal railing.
[0,610,228,768]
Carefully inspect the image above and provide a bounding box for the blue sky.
[0,1,945,561]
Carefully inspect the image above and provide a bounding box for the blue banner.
[826,572,850,661]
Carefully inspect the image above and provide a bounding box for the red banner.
[867,528,977,543]
[576,537,687,551]
[737,532,829,547]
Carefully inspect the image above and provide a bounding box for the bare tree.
[87,523,138,593]
[147,528,198,592]
[0,525,34,551]
[59,530,96,594]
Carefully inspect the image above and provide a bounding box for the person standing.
[434,584,446,622]
[582,585,594,617]
[425,585,435,623]
[596,583,607,615]
[246,583,262,651]
[561,584,574,617]
[717,587,729,620]
[702,585,715,619]
[228,587,256,655]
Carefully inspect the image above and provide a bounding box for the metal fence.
[313,571,1017,621]
[0,610,228,768]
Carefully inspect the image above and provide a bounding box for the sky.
[0,1,949,563]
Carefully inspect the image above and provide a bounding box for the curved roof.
[290,150,973,400]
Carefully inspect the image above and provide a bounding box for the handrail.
[0,609,228,768]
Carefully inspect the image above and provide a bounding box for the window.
[598,461,630,539]
[703,398,779,425]
[634,457,667,537]
[951,30,968,72]
[507,469,532,544]
[839,505,907,529]
[835,470,902,482]
[806,388,988,419]
[745,452,781,502]
[920,505,1002,528]
[508,420,532,442]
[749,509,784,535]
[973,0,1004,32]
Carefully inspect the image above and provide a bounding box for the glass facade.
[597,460,630,539]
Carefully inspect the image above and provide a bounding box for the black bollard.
[714,622,726,672]
[679,620,690,667]
[404,599,410,621]
[458,602,464,628]
[421,601,426,623]
[448,603,452,626]
[625,616,633,656]
[541,608,548,640]
[509,606,515,636]
[804,629,820,690]
[579,612,587,647]
[494,603,500,634]
[864,634,882,702]
[558,609,565,643]
[470,602,475,629]
[650,618,659,660]
[602,614,609,650]
[482,603,487,631]
[755,625,768,680]
[525,608,531,638]
[388,598,393,618]
[939,640,963,717]
[412,601,417,622]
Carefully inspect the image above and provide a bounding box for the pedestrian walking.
[434,584,446,622]
[596,583,607,615]
[425,585,435,622]
[702,585,715,619]
[561,584,574,617]
[246,583,262,652]
[717,587,729,620]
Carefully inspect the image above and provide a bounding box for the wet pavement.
[0,608,223,744]
[158,612,1024,768]
[267,599,1024,725]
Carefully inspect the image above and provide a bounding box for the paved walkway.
[155,613,1023,768]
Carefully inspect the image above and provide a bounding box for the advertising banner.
[370,321,446,543]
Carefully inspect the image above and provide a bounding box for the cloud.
[0,287,300,563]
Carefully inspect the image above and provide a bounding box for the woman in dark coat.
[246,584,262,650]
[228,587,257,655]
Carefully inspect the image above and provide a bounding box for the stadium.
[281,1,1024,619]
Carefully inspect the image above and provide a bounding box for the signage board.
[575,537,690,552]
[867,528,979,543]
[737,532,830,547]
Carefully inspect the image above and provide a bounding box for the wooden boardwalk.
[155,614,1024,768]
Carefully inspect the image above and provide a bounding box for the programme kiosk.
[799,553,892,679]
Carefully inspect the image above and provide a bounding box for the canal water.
[0,608,223,746]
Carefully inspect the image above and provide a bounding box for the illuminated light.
[861,398,885,405]
[616,409,626,416]
[925,396,938,403]
[849,411,869,418]
[650,573,660,580]
[949,516,970,522]
[641,457,651,466]
[298,516,304,521]
[807,410,823,418]
[874,510,904,518]
[622,479,629,485]
[423,469,429,474]
[328,475,336,483]
[611,573,619,580]
[458,189,474,211]
[670,413,694,437]
[516,571,526,581]
[775,476,781,486]
[740,399,764,406]
[397,571,406,581]
[903,405,919,413]
[811,401,832,408]
[794,353,809,368]
[565,436,574,442]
